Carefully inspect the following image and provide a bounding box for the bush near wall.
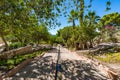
[0,48,50,70]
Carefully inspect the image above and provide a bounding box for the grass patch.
[0,49,49,70]
[94,52,120,63]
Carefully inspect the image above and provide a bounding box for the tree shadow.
[10,57,107,80]
[47,48,59,53]
[11,56,56,80]
[61,60,107,80]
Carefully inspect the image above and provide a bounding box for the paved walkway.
[5,47,109,80]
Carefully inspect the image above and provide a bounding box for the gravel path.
[4,47,109,80]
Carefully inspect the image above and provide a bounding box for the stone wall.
[0,45,32,60]
[1,52,45,79]
[5,59,33,78]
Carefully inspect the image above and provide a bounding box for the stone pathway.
[4,47,109,80]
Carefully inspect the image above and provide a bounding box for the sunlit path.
[4,47,109,80]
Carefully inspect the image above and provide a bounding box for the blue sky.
[49,0,120,35]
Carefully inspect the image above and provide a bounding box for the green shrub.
[0,60,6,66]
[7,59,14,65]
[9,42,22,49]
[0,48,48,70]
[95,52,120,63]
[7,59,15,69]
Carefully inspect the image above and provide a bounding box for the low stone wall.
[32,44,52,51]
[1,52,45,79]
[0,45,32,60]
[4,59,33,78]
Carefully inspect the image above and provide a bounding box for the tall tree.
[68,10,78,29]
[0,0,63,50]
[32,24,50,44]
[84,11,100,48]
[0,0,15,51]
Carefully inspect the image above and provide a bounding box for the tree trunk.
[79,0,84,27]
[84,42,88,49]
[76,43,79,50]
[73,20,75,29]
[1,34,9,51]
[89,40,93,48]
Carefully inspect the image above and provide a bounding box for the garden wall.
[0,45,32,60]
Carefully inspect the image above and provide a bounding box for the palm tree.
[84,11,100,48]
[85,11,100,25]
[68,10,78,29]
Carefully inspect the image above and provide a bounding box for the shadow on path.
[13,56,56,79]
[47,48,58,53]
[7,56,108,80]
[61,60,107,80]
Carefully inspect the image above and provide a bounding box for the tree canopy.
[0,0,117,51]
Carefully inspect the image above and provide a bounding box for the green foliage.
[32,25,50,44]
[57,26,74,46]
[0,50,45,69]
[68,10,78,28]
[0,0,117,51]
[106,1,111,11]
[0,60,6,66]
[57,10,100,49]
[97,12,120,43]
[0,0,64,50]
[55,37,64,44]
[9,42,23,50]
[58,27,73,42]
[57,26,78,48]
[49,35,57,45]
[95,52,120,63]
[100,12,120,26]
